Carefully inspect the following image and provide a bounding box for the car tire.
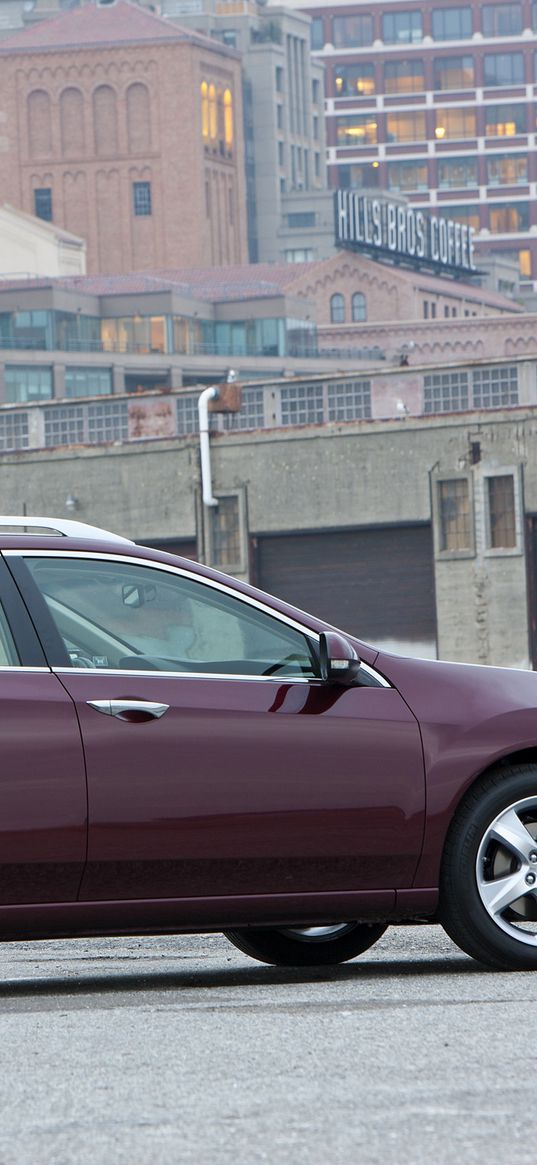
[223,921,388,967]
[440,763,537,970]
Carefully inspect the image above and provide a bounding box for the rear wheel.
[440,764,537,970]
[223,921,388,966]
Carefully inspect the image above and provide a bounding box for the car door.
[7,549,426,905]
[0,556,87,905]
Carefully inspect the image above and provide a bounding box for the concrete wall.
[1,405,536,667]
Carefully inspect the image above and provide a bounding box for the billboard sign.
[335,190,476,276]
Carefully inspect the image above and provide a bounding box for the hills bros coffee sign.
[335,190,476,277]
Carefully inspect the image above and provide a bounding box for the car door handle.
[87,699,169,722]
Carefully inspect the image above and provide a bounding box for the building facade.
[0,1,248,273]
[277,0,537,293]
[1,354,537,669]
[0,202,86,277]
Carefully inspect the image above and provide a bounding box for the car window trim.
[3,549,389,688]
[0,554,48,666]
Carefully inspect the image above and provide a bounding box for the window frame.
[483,468,523,556]
[433,473,475,559]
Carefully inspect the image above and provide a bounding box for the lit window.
[519,249,531,277]
[386,112,427,142]
[208,83,217,142]
[224,88,233,152]
[201,81,209,141]
[486,154,528,185]
[437,157,478,188]
[433,55,474,89]
[384,60,424,93]
[336,115,378,146]
[334,63,375,97]
[132,181,152,216]
[388,160,429,191]
[489,203,529,232]
[435,108,476,138]
[485,104,526,136]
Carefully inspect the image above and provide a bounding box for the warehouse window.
[438,478,472,552]
[487,475,516,549]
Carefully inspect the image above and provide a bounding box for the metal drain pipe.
[198,385,219,508]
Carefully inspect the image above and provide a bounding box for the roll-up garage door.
[255,525,437,657]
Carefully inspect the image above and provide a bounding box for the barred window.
[280,384,324,426]
[44,406,85,447]
[88,401,128,443]
[424,371,469,413]
[222,387,265,431]
[438,478,472,551]
[327,380,371,421]
[0,412,29,452]
[487,475,516,549]
[472,365,518,408]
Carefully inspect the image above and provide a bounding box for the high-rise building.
[279,0,537,293]
[164,0,332,262]
[0,0,248,273]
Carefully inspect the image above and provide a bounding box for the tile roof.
[0,0,223,53]
[0,254,522,312]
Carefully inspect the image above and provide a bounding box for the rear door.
[0,556,87,904]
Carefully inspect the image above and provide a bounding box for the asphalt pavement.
[0,924,534,1165]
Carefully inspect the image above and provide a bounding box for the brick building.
[0,0,247,273]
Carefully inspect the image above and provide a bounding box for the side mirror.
[319,631,361,686]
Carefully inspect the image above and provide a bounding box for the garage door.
[255,525,437,657]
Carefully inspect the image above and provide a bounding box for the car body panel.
[0,671,87,903]
[51,670,425,901]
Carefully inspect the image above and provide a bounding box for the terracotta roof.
[0,0,225,53]
[0,255,522,312]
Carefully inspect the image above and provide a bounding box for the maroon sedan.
[0,515,536,971]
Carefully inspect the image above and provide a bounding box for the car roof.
[0,516,134,546]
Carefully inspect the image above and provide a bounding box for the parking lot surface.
[0,925,534,1164]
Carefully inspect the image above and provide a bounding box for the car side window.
[0,603,20,666]
[23,557,318,678]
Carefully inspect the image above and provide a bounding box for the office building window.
[334,63,375,97]
[384,60,424,93]
[132,181,152,216]
[386,111,427,142]
[519,249,531,276]
[486,154,528,185]
[388,160,428,191]
[482,4,522,36]
[435,108,476,138]
[34,187,52,222]
[483,53,524,87]
[332,14,373,47]
[433,55,474,89]
[438,156,478,188]
[489,202,529,232]
[287,212,316,228]
[330,294,345,323]
[285,249,313,262]
[382,10,422,43]
[432,7,472,40]
[437,478,472,551]
[311,17,324,49]
[487,475,516,548]
[275,66,283,92]
[338,162,380,188]
[64,367,113,398]
[336,115,378,146]
[440,204,480,228]
[485,103,526,136]
[5,365,53,403]
[351,292,366,322]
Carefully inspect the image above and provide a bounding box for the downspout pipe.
[198,385,219,507]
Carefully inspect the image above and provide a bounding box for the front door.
[10,551,425,904]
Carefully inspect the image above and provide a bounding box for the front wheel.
[223,921,388,967]
[440,764,537,970]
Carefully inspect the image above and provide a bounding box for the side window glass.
[23,557,318,677]
[0,604,20,666]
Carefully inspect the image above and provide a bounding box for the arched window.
[352,292,366,321]
[60,88,84,156]
[330,293,345,323]
[28,90,52,157]
[224,88,233,153]
[201,81,209,142]
[217,87,225,154]
[126,83,151,154]
[93,85,118,156]
[208,84,217,144]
